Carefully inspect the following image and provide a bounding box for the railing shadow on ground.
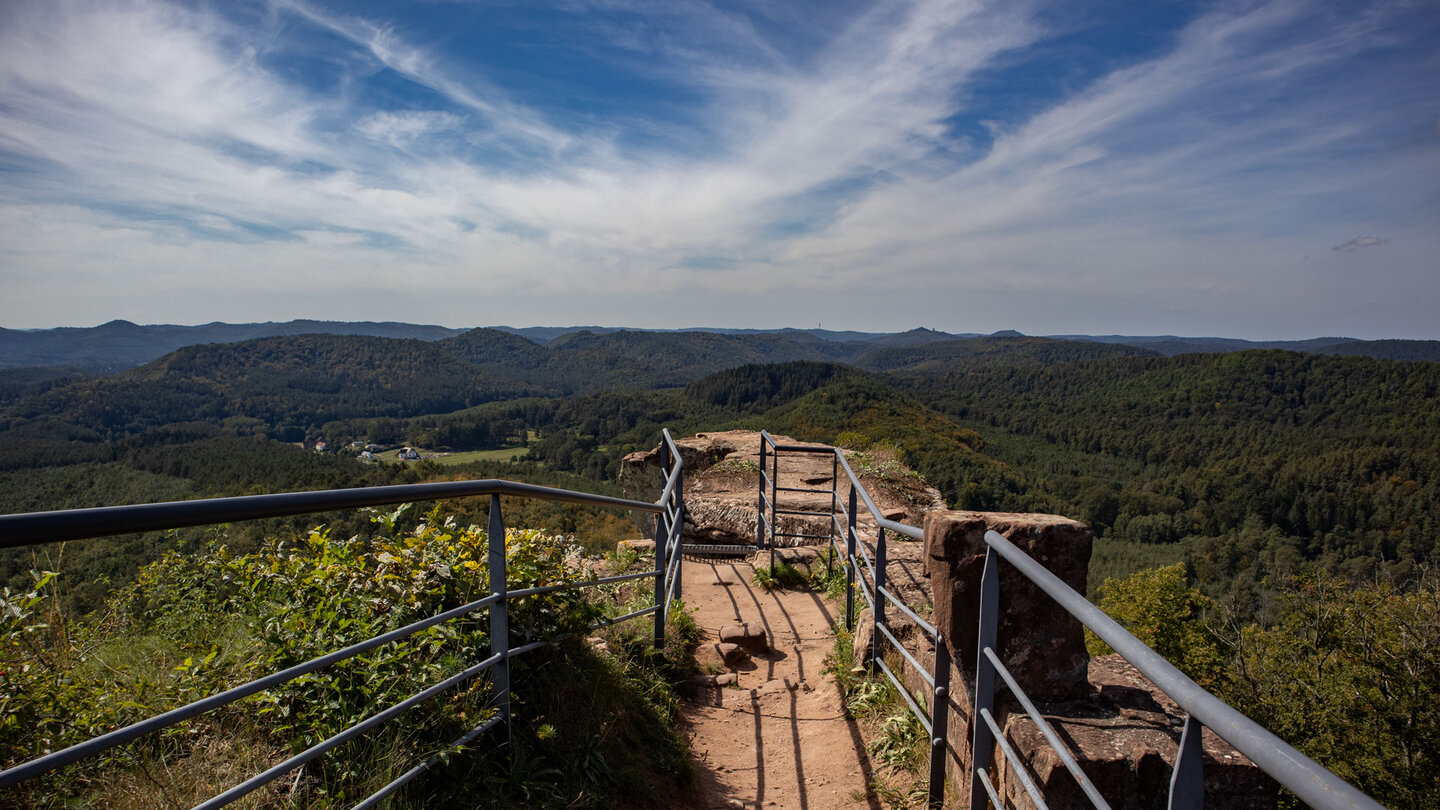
[683,554,881,810]
[0,430,690,808]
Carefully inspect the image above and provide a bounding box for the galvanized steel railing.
[0,429,688,807]
[757,431,952,809]
[756,432,1385,810]
[967,528,1385,810]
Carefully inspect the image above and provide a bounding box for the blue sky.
[1,0,1436,338]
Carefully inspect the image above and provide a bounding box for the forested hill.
[0,319,467,372]
[1,334,534,439]
[2,325,1438,620]
[886,351,1440,606]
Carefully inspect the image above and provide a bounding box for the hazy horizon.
[3,317,1432,345]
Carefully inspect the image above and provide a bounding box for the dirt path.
[678,555,884,810]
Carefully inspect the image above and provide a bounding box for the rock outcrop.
[620,430,944,548]
[924,510,1092,701]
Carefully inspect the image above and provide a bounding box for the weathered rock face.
[995,655,1277,810]
[621,430,944,548]
[924,510,1093,702]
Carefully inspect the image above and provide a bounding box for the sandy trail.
[677,556,883,810]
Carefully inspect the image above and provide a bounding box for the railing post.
[1169,715,1205,810]
[827,452,838,577]
[929,631,952,809]
[756,438,767,549]
[969,547,1000,809]
[655,439,671,650]
[487,494,511,744]
[846,485,857,632]
[769,440,779,575]
[870,526,887,668]
[674,466,684,605]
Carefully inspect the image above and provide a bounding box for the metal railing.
[0,430,688,808]
[758,431,952,809]
[967,528,1386,810]
[756,432,1385,810]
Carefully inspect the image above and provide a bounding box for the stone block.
[718,622,770,653]
[715,642,749,667]
[852,607,875,671]
[924,510,1093,702]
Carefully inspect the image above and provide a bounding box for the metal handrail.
[977,529,1385,810]
[0,478,661,549]
[758,431,951,809]
[0,429,689,808]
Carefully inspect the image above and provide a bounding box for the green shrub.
[751,558,808,591]
[0,508,682,809]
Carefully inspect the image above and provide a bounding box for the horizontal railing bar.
[770,532,833,541]
[0,479,662,548]
[984,646,1111,810]
[589,604,659,632]
[876,658,932,737]
[773,508,833,517]
[877,585,938,638]
[197,651,505,810]
[834,453,924,540]
[350,714,505,810]
[773,487,833,495]
[508,639,551,658]
[763,443,836,456]
[980,530,1385,810]
[506,569,656,601]
[0,591,503,789]
[981,706,1051,810]
[877,622,934,689]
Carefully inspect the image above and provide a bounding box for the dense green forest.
[3,332,1437,620]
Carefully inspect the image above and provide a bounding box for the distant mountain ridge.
[3,321,1438,372]
[0,320,468,372]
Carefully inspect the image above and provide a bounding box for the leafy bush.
[0,508,638,808]
[1087,562,1228,690]
[1220,574,1440,809]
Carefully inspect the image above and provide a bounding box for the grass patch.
[751,558,809,591]
[427,447,532,465]
[824,623,930,807]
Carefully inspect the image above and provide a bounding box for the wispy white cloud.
[0,0,1436,337]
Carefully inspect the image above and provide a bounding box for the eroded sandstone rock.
[621,430,943,548]
[924,510,1093,701]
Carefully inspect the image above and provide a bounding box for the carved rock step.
[718,622,770,653]
[714,642,748,667]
